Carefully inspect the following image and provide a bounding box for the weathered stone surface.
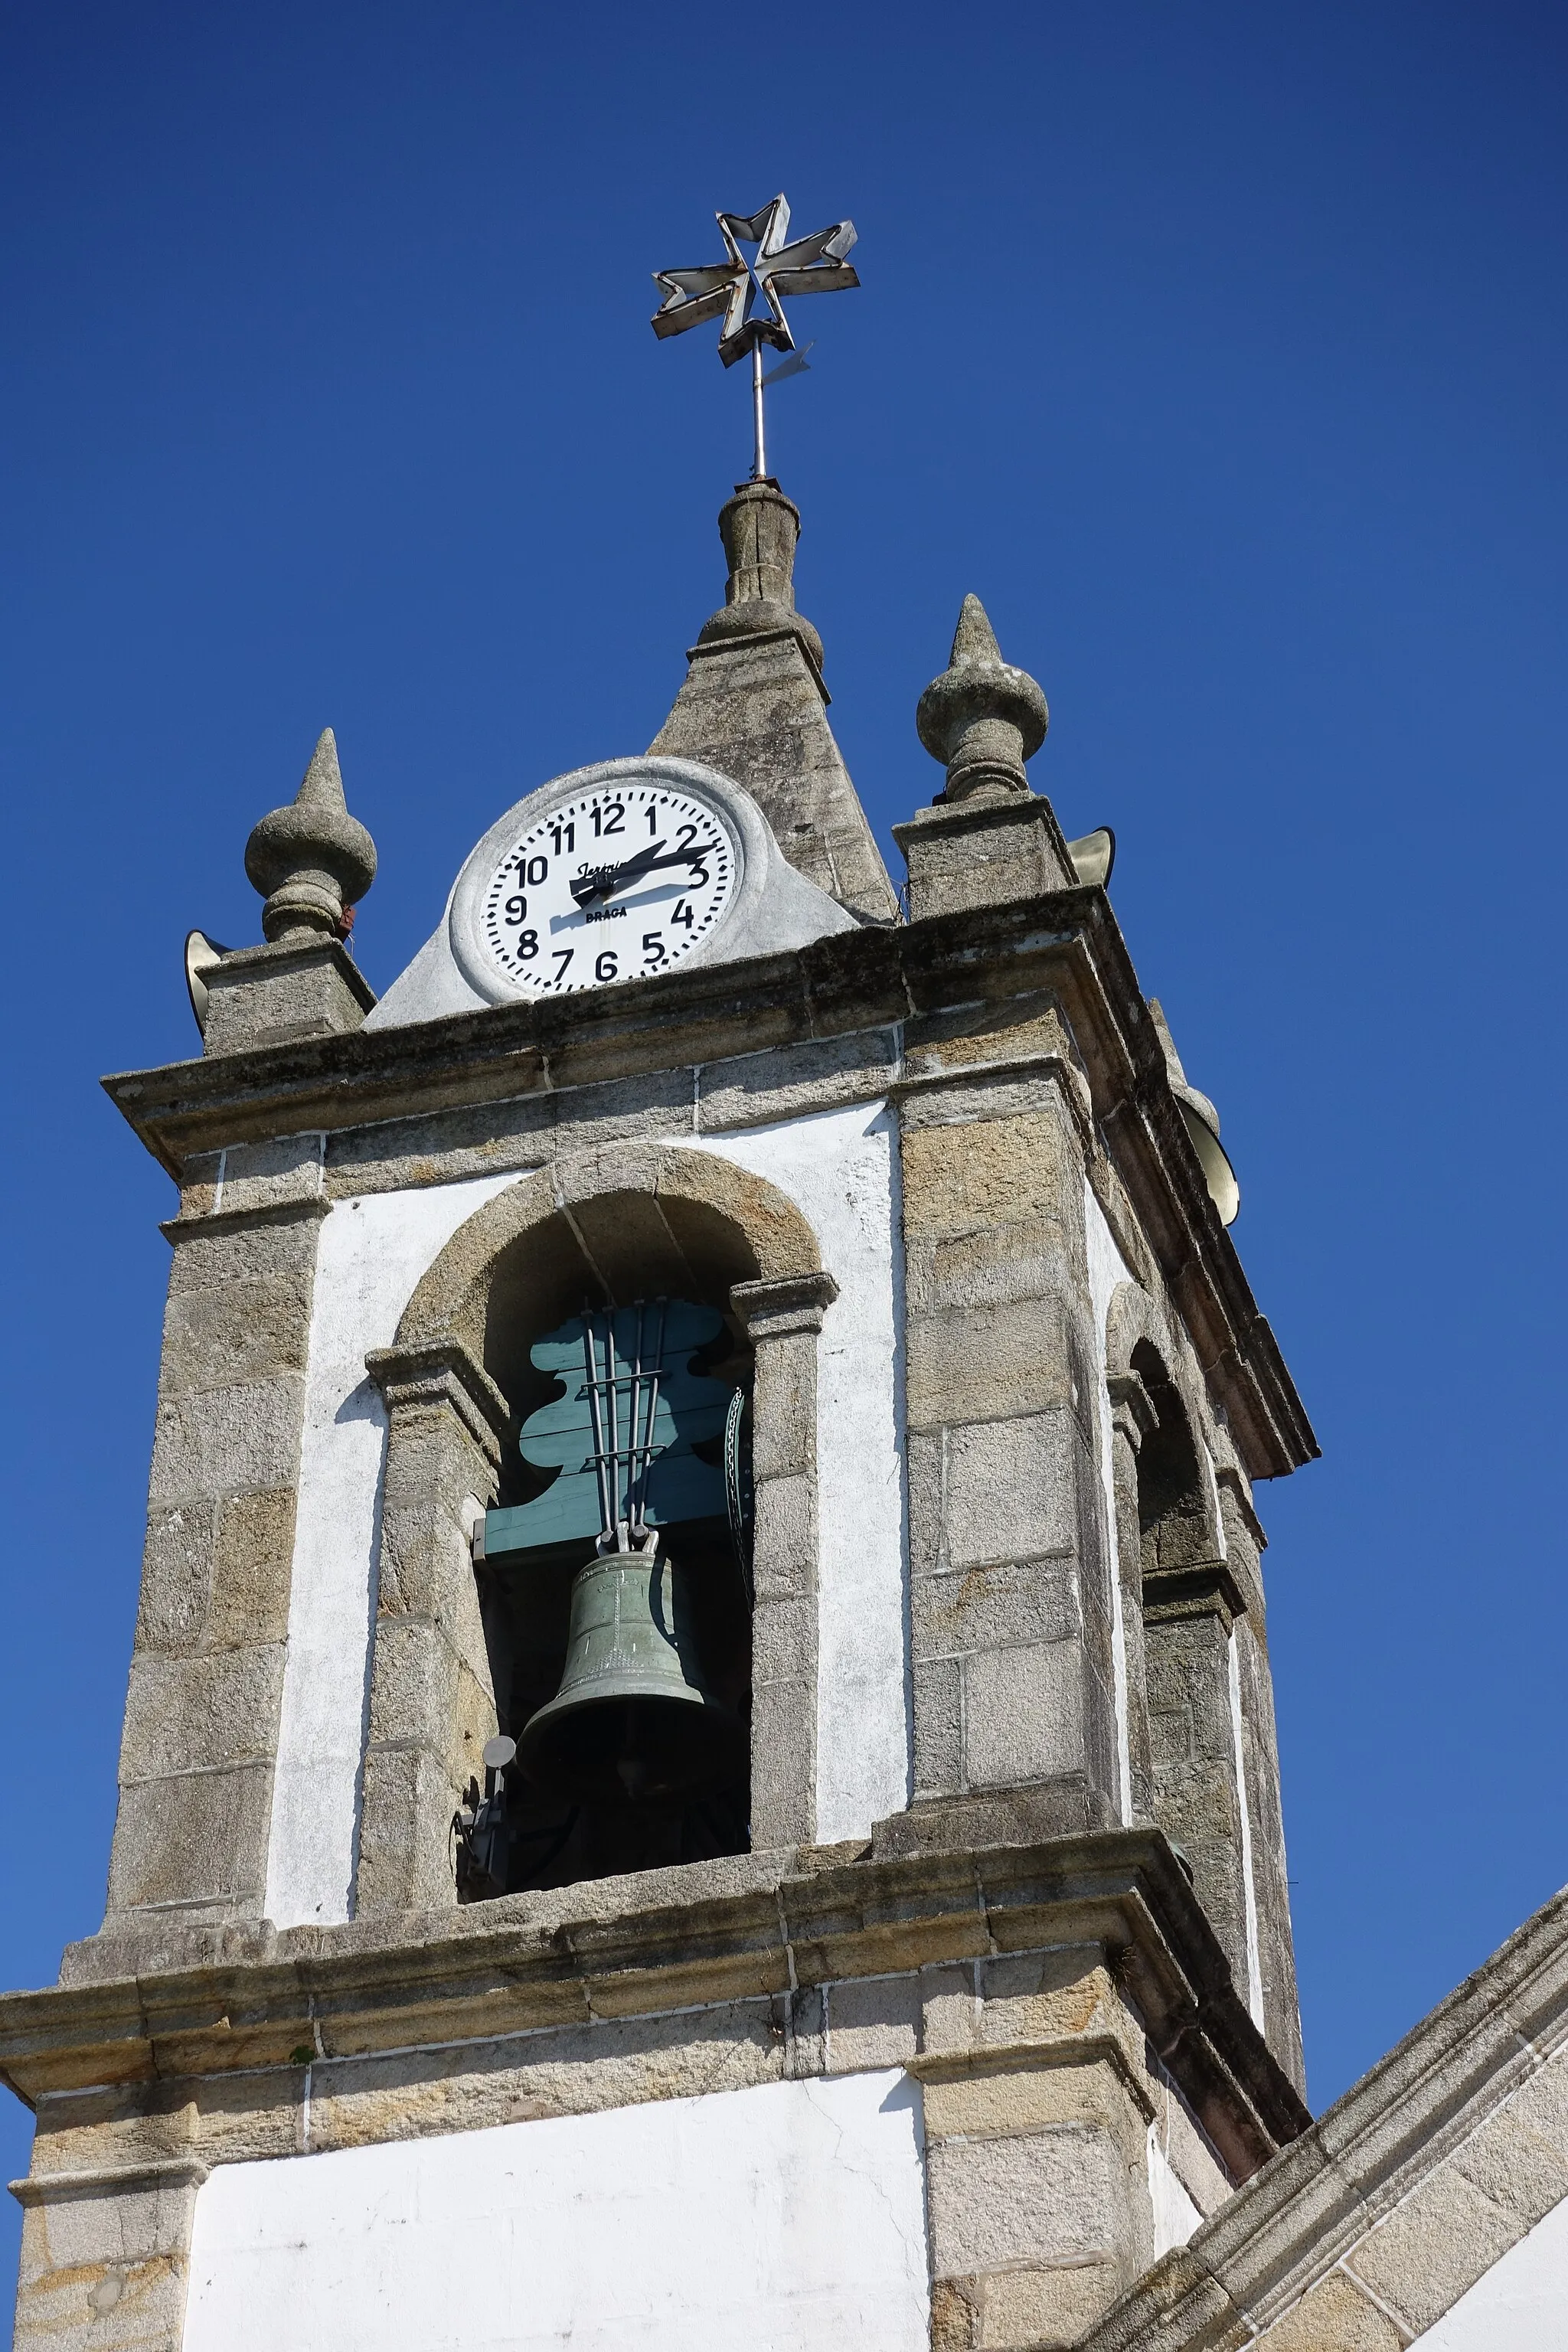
[13,2163,204,2352]
[913,1558,1080,1658]
[1256,2269,1403,2350]
[209,1489,296,1641]
[202,939,374,1053]
[976,2259,1123,2348]
[895,795,1076,920]
[906,1295,1077,1430]
[119,1647,287,1781]
[901,1108,1075,1236]
[940,1413,1079,1570]
[697,1027,900,1133]
[104,1762,273,1915]
[927,2121,1132,2272]
[749,1671,816,1847]
[147,1377,305,1508]
[164,1202,323,1294]
[913,1656,965,1795]
[158,1271,314,1389]
[824,1971,923,2073]
[963,1638,1086,1788]
[309,2000,783,2154]
[1345,2161,1527,2336]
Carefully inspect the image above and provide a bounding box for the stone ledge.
[9,2155,209,2207]
[15,1829,1306,2186]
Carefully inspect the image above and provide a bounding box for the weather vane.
[652,194,859,482]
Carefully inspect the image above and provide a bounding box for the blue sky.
[2,0,1566,2294]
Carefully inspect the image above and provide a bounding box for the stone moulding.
[1075,1880,1568,2351]
[103,889,1317,1481]
[8,1831,1308,2187]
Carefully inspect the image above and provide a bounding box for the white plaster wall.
[1413,2188,1568,2346]
[1226,1631,1266,2030]
[181,2071,930,2352]
[1083,1184,1135,1827]
[265,1172,518,1929]
[1145,2121,1203,2257]
[691,1102,910,1840]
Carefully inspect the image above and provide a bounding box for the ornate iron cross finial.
[652,194,859,482]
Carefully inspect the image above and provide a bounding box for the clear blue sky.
[3,0,1566,2295]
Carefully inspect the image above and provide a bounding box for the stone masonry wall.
[899,1065,1119,1829]
[105,1135,328,1926]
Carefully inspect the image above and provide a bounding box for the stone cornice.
[6,1831,1307,2186]
[101,888,1315,1478]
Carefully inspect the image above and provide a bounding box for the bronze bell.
[518,1543,737,1805]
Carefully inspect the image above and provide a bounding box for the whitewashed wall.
[691,1103,910,1840]
[181,2072,930,2352]
[264,1171,517,1929]
[1083,1182,1135,1827]
[264,1102,910,1929]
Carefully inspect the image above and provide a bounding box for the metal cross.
[652,194,859,481]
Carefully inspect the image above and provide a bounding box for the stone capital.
[1141,1557,1249,1630]
[1107,1369,1158,1449]
[730,1269,840,1341]
[364,1338,509,1464]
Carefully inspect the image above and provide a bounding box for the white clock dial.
[477,782,739,996]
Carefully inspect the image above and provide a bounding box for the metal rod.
[605,1312,622,1547]
[629,1302,646,1537]
[639,1300,668,1536]
[583,1315,614,1545]
[751,340,766,482]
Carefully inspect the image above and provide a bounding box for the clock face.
[477,780,740,996]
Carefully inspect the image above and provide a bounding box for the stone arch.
[397,1140,824,1403]
[1105,1282,1222,1561]
[1102,1281,1254,1989]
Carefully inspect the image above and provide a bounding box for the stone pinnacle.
[916,594,1050,802]
[694,479,825,674]
[244,728,377,944]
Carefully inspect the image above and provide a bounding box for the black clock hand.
[570,838,666,906]
[570,839,720,907]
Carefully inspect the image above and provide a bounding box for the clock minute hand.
[570,838,720,907]
[569,838,667,907]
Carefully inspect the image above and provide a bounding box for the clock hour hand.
[569,838,666,907]
[569,838,719,907]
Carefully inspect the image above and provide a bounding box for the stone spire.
[649,482,900,926]
[244,727,377,942]
[916,594,1049,801]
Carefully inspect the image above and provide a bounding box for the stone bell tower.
[2,462,1317,2352]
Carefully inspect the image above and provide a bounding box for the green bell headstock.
[483,1300,733,1561]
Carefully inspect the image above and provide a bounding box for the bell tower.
[2,210,1317,2352]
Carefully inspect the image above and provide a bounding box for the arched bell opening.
[1125,1336,1253,1982]
[459,1191,762,1899]
[1129,1339,1211,1578]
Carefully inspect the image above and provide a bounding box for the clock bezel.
[447,756,771,1007]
